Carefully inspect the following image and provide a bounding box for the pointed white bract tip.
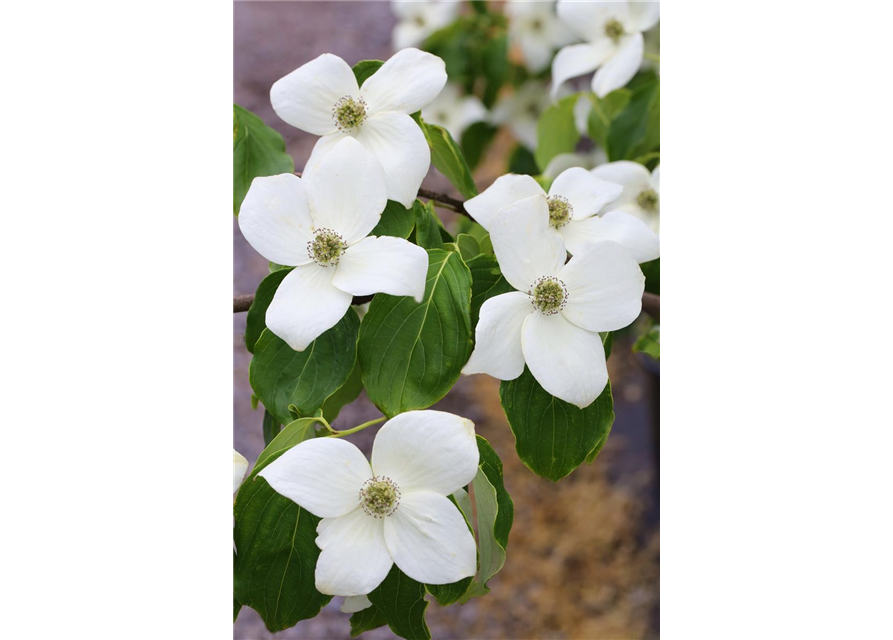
[340,594,373,613]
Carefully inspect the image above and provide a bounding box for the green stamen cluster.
[636,188,659,212]
[531,277,568,315]
[332,96,367,132]
[547,195,573,229]
[360,477,400,517]
[604,19,625,42]
[530,18,543,32]
[307,228,347,267]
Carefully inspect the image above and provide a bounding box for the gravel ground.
[234,3,659,638]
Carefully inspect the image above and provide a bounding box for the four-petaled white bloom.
[463,198,645,408]
[551,0,660,98]
[491,81,553,150]
[391,0,460,50]
[421,83,487,141]
[465,168,659,264]
[591,161,660,233]
[258,411,479,597]
[271,48,447,207]
[505,0,576,72]
[543,148,607,179]
[233,449,249,494]
[239,137,428,351]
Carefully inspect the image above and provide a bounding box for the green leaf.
[461,122,498,171]
[234,595,241,622]
[422,121,478,198]
[456,233,481,261]
[254,416,320,470]
[412,200,444,249]
[534,94,581,173]
[349,604,388,637]
[372,200,415,239]
[367,566,430,640]
[359,249,473,417]
[352,59,384,87]
[245,267,293,354]
[250,309,360,425]
[633,323,660,360]
[261,409,281,446]
[460,435,514,600]
[319,358,363,423]
[507,144,539,175]
[233,450,331,632]
[607,78,659,160]
[466,253,514,329]
[641,257,660,294]
[499,368,615,481]
[585,90,631,152]
[481,34,508,108]
[233,104,294,216]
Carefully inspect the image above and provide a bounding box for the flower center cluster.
[547,195,573,229]
[604,19,625,42]
[530,276,568,315]
[332,96,367,132]
[360,477,401,517]
[307,228,346,267]
[636,188,659,212]
[530,18,543,32]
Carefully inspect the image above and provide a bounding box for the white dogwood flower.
[271,48,447,207]
[391,0,460,50]
[491,81,552,150]
[233,449,249,494]
[239,137,428,351]
[463,198,644,408]
[551,0,660,98]
[464,168,659,263]
[421,83,487,141]
[505,0,575,72]
[258,411,479,597]
[591,161,660,233]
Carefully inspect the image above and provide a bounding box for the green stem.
[328,416,386,438]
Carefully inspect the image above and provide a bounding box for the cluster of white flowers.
[391,0,460,51]
[463,165,655,408]
[241,49,443,350]
[236,31,660,607]
[552,0,661,98]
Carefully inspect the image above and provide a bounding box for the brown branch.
[417,188,469,216]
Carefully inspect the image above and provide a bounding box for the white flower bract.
[238,137,429,351]
[551,0,660,98]
[391,0,460,50]
[462,197,646,408]
[421,83,487,141]
[491,81,553,150]
[591,160,661,233]
[464,167,659,263]
[233,449,249,494]
[271,48,447,207]
[505,0,576,72]
[257,411,479,597]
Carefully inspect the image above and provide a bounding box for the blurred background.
[234,2,659,638]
